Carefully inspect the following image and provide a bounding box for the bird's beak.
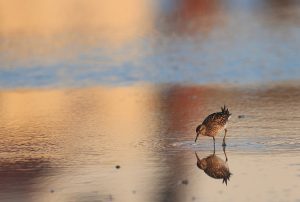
[195,132,200,142]
[195,152,200,161]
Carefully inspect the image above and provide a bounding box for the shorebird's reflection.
[195,147,231,185]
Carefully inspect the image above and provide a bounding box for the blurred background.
[0,0,300,88]
[1,1,300,202]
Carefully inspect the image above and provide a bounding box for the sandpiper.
[195,105,231,146]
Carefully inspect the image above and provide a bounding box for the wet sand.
[0,82,299,202]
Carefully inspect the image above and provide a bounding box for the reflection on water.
[0,83,300,201]
[0,158,51,201]
[195,147,231,185]
[0,0,300,87]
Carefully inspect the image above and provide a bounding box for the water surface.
[0,83,299,202]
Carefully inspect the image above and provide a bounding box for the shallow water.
[0,83,300,202]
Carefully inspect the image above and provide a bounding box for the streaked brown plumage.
[195,148,231,185]
[195,105,231,146]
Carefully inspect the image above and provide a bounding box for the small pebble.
[182,179,189,185]
[115,165,121,169]
[132,190,136,194]
[192,196,196,201]
[238,115,245,119]
[50,189,55,193]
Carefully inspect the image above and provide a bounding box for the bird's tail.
[221,105,231,116]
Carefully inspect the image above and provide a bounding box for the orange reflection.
[0,0,154,45]
[0,86,161,151]
[0,86,162,202]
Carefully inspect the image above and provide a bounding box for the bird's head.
[196,124,206,135]
[195,152,207,170]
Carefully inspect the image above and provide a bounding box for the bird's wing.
[202,112,227,126]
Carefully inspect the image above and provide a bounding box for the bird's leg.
[213,137,216,154]
[222,128,228,147]
[223,146,228,162]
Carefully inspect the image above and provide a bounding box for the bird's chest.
[205,124,225,136]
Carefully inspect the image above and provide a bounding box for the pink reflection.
[159,0,226,35]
